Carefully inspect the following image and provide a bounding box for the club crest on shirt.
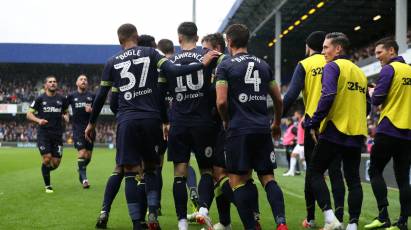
[270,151,276,163]
[204,146,213,158]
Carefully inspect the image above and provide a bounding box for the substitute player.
[27,75,69,193]
[282,31,346,227]
[364,38,411,230]
[67,74,95,189]
[86,23,218,230]
[216,24,288,230]
[306,32,369,230]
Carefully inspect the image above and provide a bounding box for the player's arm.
[85,61,113,142]
[156,50,220,77]
[215,62,229,128]
[26,98,48,125]
[371,65,394,106]
[62,96,70,123]
[158,75,169,124]
[307,62,339,129]
[216,81,228,128]
[109,86,119,114]
[283,63,306,115]
[268,80,283,139]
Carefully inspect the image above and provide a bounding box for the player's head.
[201,33,226,53]
[322,32,350,62]
[305,31,326,56]
[225,24,249,54]
[76,74,88,91]
[158,39,175,58]
[177,22,198,44]
[375,38,399,66]
[44,75,58,93]
[117,23,138,47]
[138,34,157,48]
[293,110,303,120]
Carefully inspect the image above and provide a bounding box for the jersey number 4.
[114,57,150,92]
[245,62,261,92]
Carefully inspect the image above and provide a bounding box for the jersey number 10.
[175,63,204,93]
[114,57,151,92]
[245,62,261,92]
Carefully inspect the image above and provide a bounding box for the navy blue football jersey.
[164,47,222,126]
[67,91,95,132]
[101,46,167,124]
[29,93,69,135]
[216,53,275,136]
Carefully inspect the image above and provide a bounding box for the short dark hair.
[117,23,138,45]
[325,32,350,53]
[157,39,174,55]
[177,22,198,41]
[201,33,226,52]
[44,75,57,83]
[375,37,399,54]
[225,24,249,48]
[138,34,156,48]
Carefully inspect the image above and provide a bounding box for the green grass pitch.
[0,147,404,229]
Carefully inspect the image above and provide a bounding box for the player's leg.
[156,138,167,215]
[388,139,411,229]
[214,165,232,229]
[41,153,53,192]
[191,126,216,228]
[365,134,394,229]
[77,148,89,187]
[139,119,163,229]
[96,164,124,229]
[328,154,345,223]
[225,134,258,229]
[302,130,317,228]
[284,145,301,176]
[341,146,363,230]
[187,164,199,211]
[38,133,54,192]
[116,120,146,230]
[307,139,342,229]
[253,133,287,230]
[168,125,191,230]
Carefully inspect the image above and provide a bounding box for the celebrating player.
[86,23,218,230]
[216,24,288,230]
[67,74,95,189]
[27,75,69,193]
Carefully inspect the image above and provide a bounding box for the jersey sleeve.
[29,96,41,113]
[215,61,228,86]
[62,96,69,113]
[150,48,168,69]
[100,59,114,87]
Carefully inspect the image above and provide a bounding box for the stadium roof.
[0,43,121,64]
[219,0,409,82]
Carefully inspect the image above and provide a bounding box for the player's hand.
[162,123,170,141]
[85,123,96,143]
[222,121,228,130]
[63,114,69,123]
[85,104,92,113]
[310,128,319,144]
[271,123,281,140]
[38,119,48,126]
[202,50,221,67]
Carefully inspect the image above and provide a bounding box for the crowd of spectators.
[351,28,411,63]
[0,74,101,104]
[0,120,116,144]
